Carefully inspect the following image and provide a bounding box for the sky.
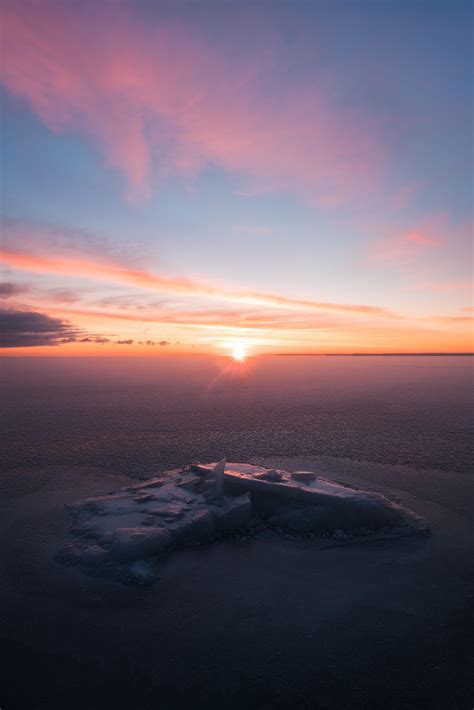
[0,0,472,356]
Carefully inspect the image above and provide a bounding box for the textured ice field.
[1,355,472,477]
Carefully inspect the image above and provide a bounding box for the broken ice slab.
[58,462,428,584]
[191,461,380,503]
[190,462,429,533]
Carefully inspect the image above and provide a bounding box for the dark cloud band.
[0,309,79,348]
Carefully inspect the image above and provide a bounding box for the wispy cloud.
[38,302,354,335]
[428,315,474,325]
[0,282,30,299]
[0,2,382,205]
[79,336,110,344]
[370,214,445,263]
[46,289,82,305]
[1,245,394,318]
[414,281,473,293]
[138,340,170,346]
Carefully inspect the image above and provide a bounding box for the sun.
[232,345,247,362]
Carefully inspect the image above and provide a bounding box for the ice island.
[58,460,428,584]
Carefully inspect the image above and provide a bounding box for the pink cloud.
[414,281,473,292]
[0,2,382,204]
[1,244,394,318]
[369,213,446,262]
[403,229,439,246]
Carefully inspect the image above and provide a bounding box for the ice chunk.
[213,458,226,497]
[209,493,252,532]
[111,527,171,561]
[60,462,428,584]
[291,471,317,483]
[169,509,215,545]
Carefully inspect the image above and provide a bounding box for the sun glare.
[232,345,247,362]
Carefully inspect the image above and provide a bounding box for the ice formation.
[58,461,428,583]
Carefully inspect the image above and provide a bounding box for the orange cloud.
[0,1,381,204]
[428,315,474,324]
[3,305,471,357]
[42,300,473,338]
[2,278,472,355]
[34,303,354,336]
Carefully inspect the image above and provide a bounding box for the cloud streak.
[0,282,30,299]
[1,246,395,318]
[414,281,473,293]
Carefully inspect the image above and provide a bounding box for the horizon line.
[273,352,474,357]
[0,351,473,358]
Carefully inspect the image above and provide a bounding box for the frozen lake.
[1,355,472,477]
[1,355,473,709]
